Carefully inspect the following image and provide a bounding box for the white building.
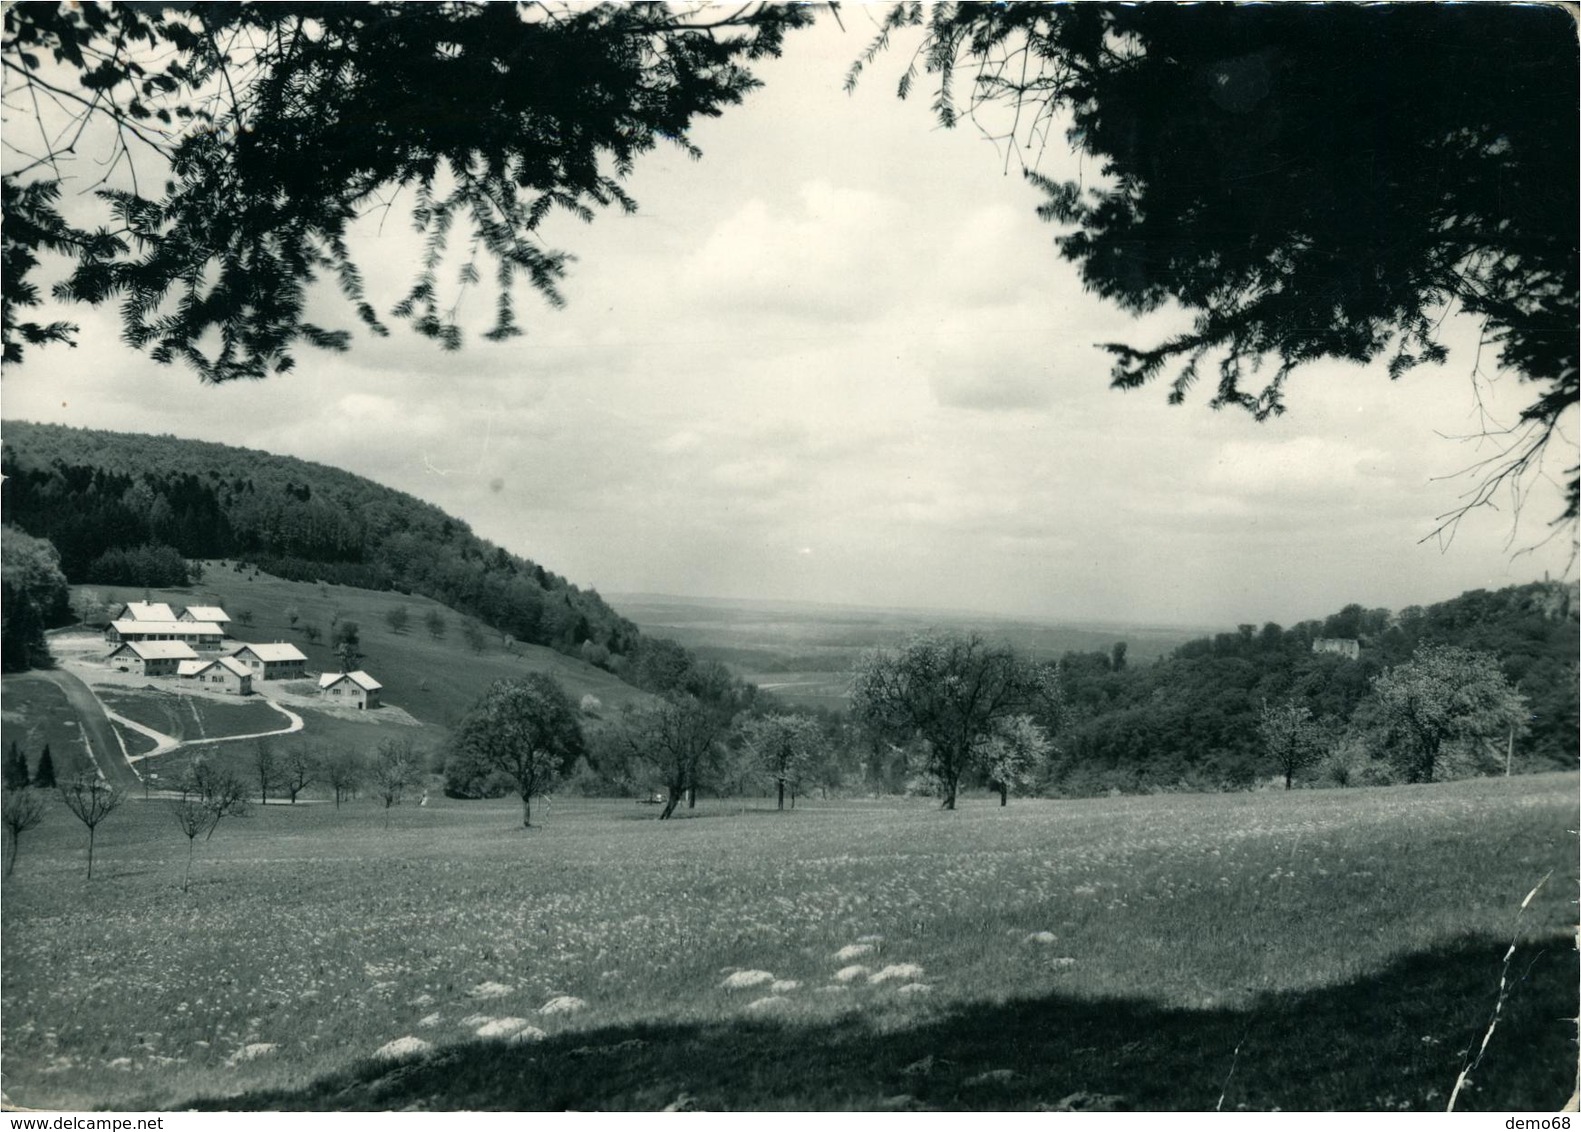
[177,656,254,695]
[228,642,308,681]
[318,670,383,709]
[107,640,198,677]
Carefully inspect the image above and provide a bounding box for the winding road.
[38,669,143,792]
[36,667,304,791]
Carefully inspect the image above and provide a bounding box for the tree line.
[1,421,640,660]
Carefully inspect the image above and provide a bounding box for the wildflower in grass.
[374,1036,430,1060]
[721,970,775,989]
[869,963,924,983]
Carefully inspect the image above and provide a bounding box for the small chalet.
[228,642,308,681]
[114,601,178,622]
[318,670,382,709]
[108,619,225,650]
[179,605,232,629]
[108,640,197,677]
[177,655,253,695]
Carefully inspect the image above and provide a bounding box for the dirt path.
[36,669,143,791]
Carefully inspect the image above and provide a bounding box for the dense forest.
[0,421,641,663]
[1044,584,1577,793]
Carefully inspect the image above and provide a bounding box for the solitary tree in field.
[973,713,1053,806]
[2,787,47,877]
[332,621,363,673]
[616,693,727,820]
[424,609,447,641]
[252,741,281,805]
[324,749,364,810]
[738,713,822,811]
[385,606,410,635]
[59,774,126,879]
[169,759,249,889]
[32,744,55,789]
[369,738,422,826]
[1257,698,1322,790]
[450,675,584,827]
[850,632,1034,810]
[280,746,318,804]
[302,623,323,645]
[1368,645,1527,784]
[461,620,488,655]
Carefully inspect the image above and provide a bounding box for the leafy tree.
[424,609,447,641]
[2,787,46,877]
[333,620,363,672]
[369,738,422,826]
[973,713,1052,806]
[236,609,255,628]
[1367,644,1527,783]
[2,526,69,671]
[284,606,301,627]
[449,675,584,827]
[738,713,822,811]
[850,632,1034,809]
[59,774,126,879]
[459,619,489,655]
[170,760,248,890]
[385,606,410,635]
[3,741,28,790]
[615,693,727,820]
[324,748,364,810]
[2,3,815,379]
[1256,697,1322,790]
[858,4,1578,526]
[32,744,55,790]
[280,746,318,804]
[302,623,323,645]
[252,740,281,805]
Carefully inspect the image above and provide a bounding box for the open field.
[97,688,287,745]
[612,593,1208,711]
[2,773,1575,1111]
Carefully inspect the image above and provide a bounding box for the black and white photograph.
[1,1,1576,1114]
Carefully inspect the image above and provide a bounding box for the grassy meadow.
[1,772,1575,1111]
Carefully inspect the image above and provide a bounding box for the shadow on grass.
[193,933,1577,1112]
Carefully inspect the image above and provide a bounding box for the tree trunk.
[686,787,695,809]
[941,781,957,810]
[184,838,195,893]
[86,825,95,880]
[1284,766,1293,790]
[522,792,532,827]
[997,782,1008,806]
[659,790,680,820]
[5,831,17,878]
[777,779,784,811]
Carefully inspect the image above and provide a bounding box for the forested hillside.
[0,421,637,664]
[1050,584,1578,793]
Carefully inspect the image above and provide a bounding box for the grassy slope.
[1,773,1574,1111]
[47,566,652,790]
[87,564,649,727]
[0,674,93,779]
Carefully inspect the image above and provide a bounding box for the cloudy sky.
[3,10,1574,630]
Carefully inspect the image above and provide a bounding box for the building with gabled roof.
[179,605,232,627]
[115,601,178,622]
[107,620,225,650]
[227,642,308,681]
[178,655,253,696]
[108,639,197,677]
[318,669,383,709]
